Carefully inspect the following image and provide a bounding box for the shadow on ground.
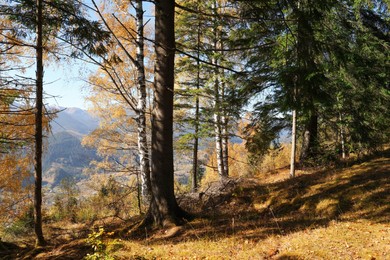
[3,150,389,259]
[167,149,390,243]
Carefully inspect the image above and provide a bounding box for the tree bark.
[290,109,297,178]
[213,87,224,178]
[211,0,226,179]
[34,0,46,247]
[221,109,229,177]
[220,64,229,177]
[191,16,201,193]
[135,0,151,199]
[220,36,229,177]
[339,111,346,159]
[337,95,346,160]
[299,111,318,163]
[192,115,199,192]
[147,0,188,226]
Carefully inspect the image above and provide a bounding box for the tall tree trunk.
[221,116,229,176]
[34,0,45,247]
[339,111,346,159]
[213,75,225,178]
[212,0,225,179]
[290,74,298,178]
[337,95,346,159]
[221,95,229,177]
[213,81,224,178]
[220,36,229,177]
[135,0,151,199]
[147,0,188,226]
[191,15,201,193]
[290,109,297,178]
[192,105,199,192]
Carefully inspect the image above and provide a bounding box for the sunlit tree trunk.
[337,96,346,159]
[290,109,297,178]
[211,0,226,179]
[135,0,151,199]
[214,119,225,178]
[339,111,346,159]
[213,77,225,179]
[34,0,45,247]
[213,77,224,178]
[290,71,298,178]
[222,118,229,176]
[219,33,229,177]
[221,82,229,177]
[191,14,201,192]
[192,96,199,192]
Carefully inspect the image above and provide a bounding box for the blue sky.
[15,61,90,109]
[44,61,93,109]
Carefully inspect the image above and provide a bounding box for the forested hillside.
[43,131,98,187]
[0,0,388,257]
[41,108,100,188]
[50,107,99,135]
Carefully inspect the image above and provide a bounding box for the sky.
[12,61,90,110]
[43,61,92,110]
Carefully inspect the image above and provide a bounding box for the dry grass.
[2,150,389,259]
[109,219,389,259]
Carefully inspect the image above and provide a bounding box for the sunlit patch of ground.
[2,150,389,259]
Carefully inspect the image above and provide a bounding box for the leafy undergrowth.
[1,151,389,259]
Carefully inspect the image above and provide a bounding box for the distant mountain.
[43,108,100,188]
[50,107,99,135]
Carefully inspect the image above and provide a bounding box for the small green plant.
[84,227,115,260]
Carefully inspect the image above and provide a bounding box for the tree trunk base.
[143,199,192,228]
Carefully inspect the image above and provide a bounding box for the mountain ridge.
[44,107,100,189]
[50,107,99,135]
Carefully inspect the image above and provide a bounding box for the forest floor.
[1,150,389,259]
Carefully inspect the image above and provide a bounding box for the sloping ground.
[3,151,389,259]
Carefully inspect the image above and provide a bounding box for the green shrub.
[84,227,122,260]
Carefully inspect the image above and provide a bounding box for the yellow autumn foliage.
[0,106,36,224]
[82,2,154,174]
[200,141,252,189]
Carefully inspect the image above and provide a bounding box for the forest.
[0,0,389,258]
